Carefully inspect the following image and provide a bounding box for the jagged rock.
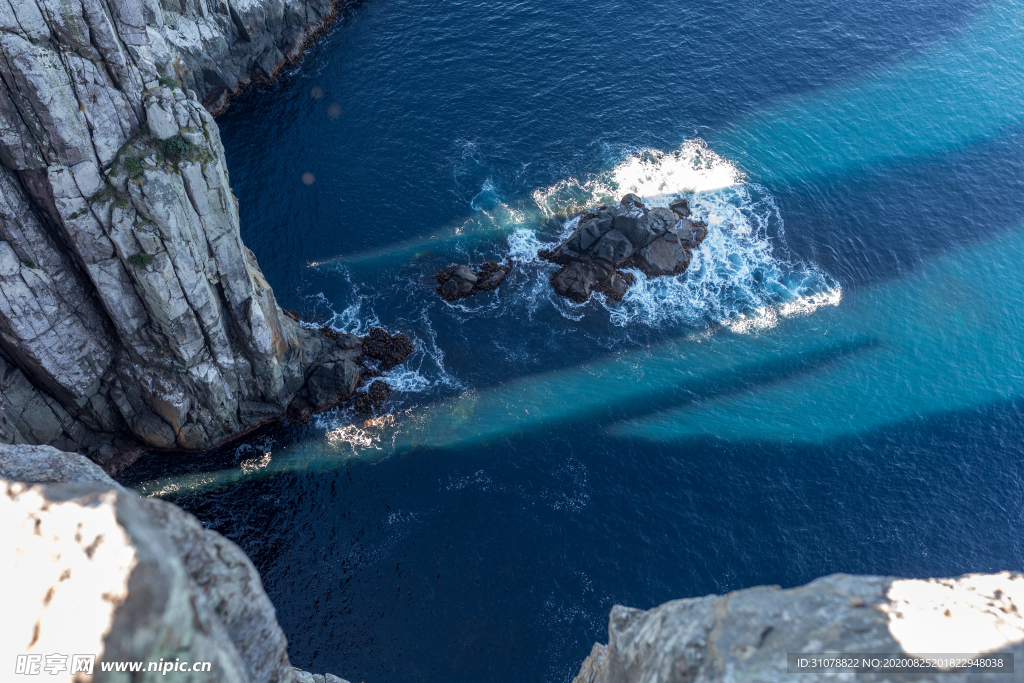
[669,197,691,217]
[575,573,1024,683]
[131,412,177,448]
[293,670,351,683]
[306,359,361,411]
[541,195,706,303]
[1,442,351,683]
[0,0,349,458]
[435,260,511,301]
[354,380,393,415]
[637,233,691,276]
[360,328,414,371]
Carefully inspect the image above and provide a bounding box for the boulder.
[360,328,414,371]
[637,233,691,276]
[131,412,177,448]
[541,195,707,302]
[552,261,599,302]
[435,260,511,301]
[669,196,691,217]
[592,229,636,264]
[306,359,360,410]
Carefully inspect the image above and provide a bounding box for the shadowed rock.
[540,195,707,303]
[360,328,415,371]
[354,380,393,415]
[435,260,511,301]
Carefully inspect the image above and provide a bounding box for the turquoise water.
[120,1,1024,680]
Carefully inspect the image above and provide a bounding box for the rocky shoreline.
[574,573,1024,683]
[0,0,388,464]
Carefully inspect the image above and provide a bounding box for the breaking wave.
[503,141,840,331]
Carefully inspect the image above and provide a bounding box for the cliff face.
[0,0,341,457]
[575,573,1024,683]
[1,442,347,683]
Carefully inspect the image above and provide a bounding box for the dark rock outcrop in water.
[540,194,707,303]
[434,260,511,301]
[575,573,1024,683]
[360,328,415,371]
[2,442,350,683]
[287,327,410,422]
[0,0,359,461]
[354,379,392,415]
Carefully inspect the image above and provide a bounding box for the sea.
[117,0,1024,680]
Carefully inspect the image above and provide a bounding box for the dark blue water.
[119,0,1024,681]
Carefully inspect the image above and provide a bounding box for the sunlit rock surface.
[0,0,349,457]
[0,443,348,683]
[575,573,1024,683]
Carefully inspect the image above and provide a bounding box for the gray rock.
[0,443,117,487]
[293,670,351,683]
[543,195,707,302]
[2,442,351,683]
[551,261,599,302]
[669,196,691,217]
[0,0,354,455]
[435,260,511,301]
[336,333,362,350]
[145,98,179,139]
[592,229,635,264]
[306,359,361,410]
[637,233,691,276]
[575,573,1024,683]
[620,193,644,208]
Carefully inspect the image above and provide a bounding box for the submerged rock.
[540,195,707,303]
[435,260,511,301]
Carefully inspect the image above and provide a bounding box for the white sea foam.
[529,140,742,219]
[502,141,839,331]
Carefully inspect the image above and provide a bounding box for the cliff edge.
[575,573,1024,682]
[0,0,353,459]
[1,442,347,682]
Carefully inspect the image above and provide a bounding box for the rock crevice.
[0,0,362,460]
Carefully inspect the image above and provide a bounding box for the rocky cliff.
[0,0,351,459]
[575,573,1024,683]
[1,441,348,682]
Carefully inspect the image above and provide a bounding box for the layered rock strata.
[540,194,707,303]
[0,0,359,459]
[1,442,348,683]
[575,573,1024,683]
